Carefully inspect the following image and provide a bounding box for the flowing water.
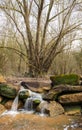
[0,87,82,130]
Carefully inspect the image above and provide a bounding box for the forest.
[0,0,82,77]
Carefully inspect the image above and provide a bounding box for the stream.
[0,87,82,130]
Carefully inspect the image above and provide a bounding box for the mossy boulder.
[50,74,80,86]
[33,99,41,104]
[0,83,17,98]
[19,91,29,99]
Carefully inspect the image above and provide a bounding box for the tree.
[0,0,82,77]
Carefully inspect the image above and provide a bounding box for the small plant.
[50,74,80,86]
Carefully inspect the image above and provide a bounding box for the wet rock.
[33,99,41,104]
[0,104,6,115]
[4,100,23,110]
[64,105,81,116]
[47,101,64,117]
[59,92,82,104]
[0,83,17,98]
[37,101,64,117]
[19,90,29,99]
[36,101,49,114]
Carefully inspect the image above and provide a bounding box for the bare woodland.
[0,0,82,77]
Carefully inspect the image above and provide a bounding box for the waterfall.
[24,90,43,113]
[24,97,33,112]
[11,86,25,111]
[1,83,48,116]
[11,95,19,111]
[39,100,48,116]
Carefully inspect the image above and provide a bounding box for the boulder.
[50,74,80,86]
[47,101,64,117]
[19,90,29,99]
[0,104,6,115]
[43,85,82,100]
[21,81,51,93]
[36,101,49,114]
[0,83,17,98]
[37,101,64,117]
[59,92,82,104]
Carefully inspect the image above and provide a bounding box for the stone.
[37,101,64,117]
[47,101,64,117]
[59,92,82,104]
[0,96,3,102]
[43,85,82,100]
[20,81,51,93]
[64,105,81,116]
[50,74,80,86]
[19,90,29,99]
[4,100,23,110]
[36,101,49,114]
[0,104,6,115]
[0,83,17,98]
[0,76,6,83]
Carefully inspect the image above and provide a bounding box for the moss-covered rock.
[33,99,41,104]
[0,83,17,98]
[50,74,80,86]
[19,91,29,99]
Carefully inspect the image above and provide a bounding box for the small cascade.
[39,101,48,116]
[24,90,43,113]
[11,94,19,111]
[1,84,48,116]
[24,97,33,112]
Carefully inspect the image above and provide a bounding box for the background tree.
[0,0,82,77]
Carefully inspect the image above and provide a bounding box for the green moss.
[50,74,80,86]
[19,91,29,99]
[33,99,41,104]
[0,83,17,98]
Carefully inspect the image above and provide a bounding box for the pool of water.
[0,111,82,130]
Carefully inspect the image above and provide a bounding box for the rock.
[0,83,17,98]
[36,101,49,114]
[33,99,41,109]
[0,96,3,102]
[42,91,58,100]
[50,74,80,86]
[64,105,81,116]
[4,100,23,110]
[33,99,41,104]
[37,101,64,117]
[59,92,82,104]
[0,104,6,115]
[21,81,51,93]
[47,101,64,117]
[43,85,82,100]
[19,90,29,99]
[0,75,6,83]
